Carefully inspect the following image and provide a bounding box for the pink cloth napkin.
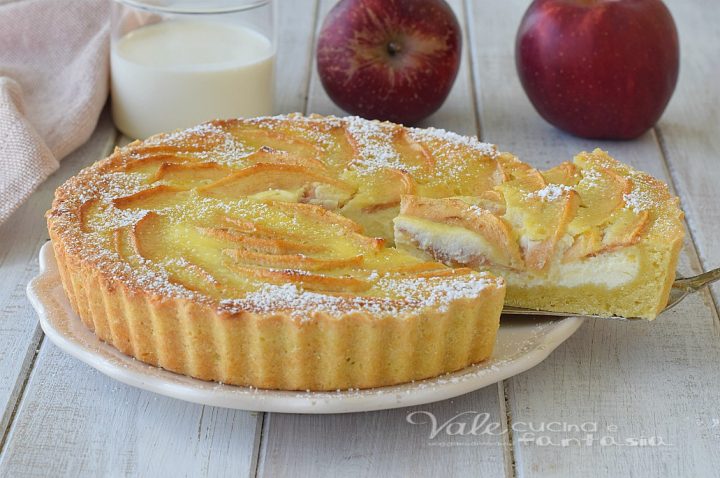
[0,0,109,225]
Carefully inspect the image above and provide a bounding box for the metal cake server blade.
[501,267,720,320]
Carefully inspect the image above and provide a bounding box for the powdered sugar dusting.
[409,126,497,158]
[250,114,341,151]
[378,273,500,311]
[210,135,254,165]
[467,204,487,216]
[623,188,655,213]
[580,168,603,188]
[345,116,410,173]
[144,122,225,147]
[525,184,574,201]
[220,272,501,319]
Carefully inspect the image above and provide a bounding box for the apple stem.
[387,41,402,57]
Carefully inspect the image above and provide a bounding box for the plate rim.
[27,241,584,414]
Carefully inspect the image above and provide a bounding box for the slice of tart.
[394,149,684,319]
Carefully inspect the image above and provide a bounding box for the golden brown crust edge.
[50,231,503,391]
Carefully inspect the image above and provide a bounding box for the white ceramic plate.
[27,242,584,414]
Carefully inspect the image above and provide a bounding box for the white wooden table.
[1,1,719,476]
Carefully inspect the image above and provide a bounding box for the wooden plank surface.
[468,1,720,476]
[0,114,262,478]
[0,113,115,445]
[0,340,262,477]
[0,2,320,476]
[273,0,320,115]
[655,1,720,299]
[256,1,510,476]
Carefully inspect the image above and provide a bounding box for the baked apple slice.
[224,263,372,293]
[197,226,326,255]
[407,127,501,194]
[198,163,356,206]
[112,153,197,176]
[339,168,417,241]
[152,162,231,186]
[567,166,630,235]
[451,191,507,215]
[394,195,524,270]
[562,228,602,262]
[113,185,186,210]
[127,126,227,156]
[494,153,540,183]
[242,146,330,172]
[542,162,581,187]
[499,179,580,271]
[128,211,169,261]
[223,248,363,271]
[228,125,324,162]
[600,207,651,252]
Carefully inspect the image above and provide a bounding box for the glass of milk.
[111,0,275,139]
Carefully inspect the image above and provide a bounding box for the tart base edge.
[50,236,505,391]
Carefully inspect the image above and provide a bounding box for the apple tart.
[47,114,683,390]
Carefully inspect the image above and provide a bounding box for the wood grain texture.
[258,391,508,478]
[468,1,720,476]
[0,341,262,477]
[0,118,263,478]
[0,114,261,478]
[256,1,510,476]
[0,112,115,445]
[655,1,720,300]
[0,1,321,476]
[273,0,320,115]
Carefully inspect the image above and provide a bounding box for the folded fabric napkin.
[0,0,109,225]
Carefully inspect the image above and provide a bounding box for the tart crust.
[50,235,502,390]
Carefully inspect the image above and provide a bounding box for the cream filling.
[393,216,507,267]
[504,247,640,289]
[393,216,640,289]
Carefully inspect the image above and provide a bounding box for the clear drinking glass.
[111,0,275,139]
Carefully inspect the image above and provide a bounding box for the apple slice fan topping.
[58,115,519,319]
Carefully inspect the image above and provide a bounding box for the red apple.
[316,0,461,125]
[516,0,679,139]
